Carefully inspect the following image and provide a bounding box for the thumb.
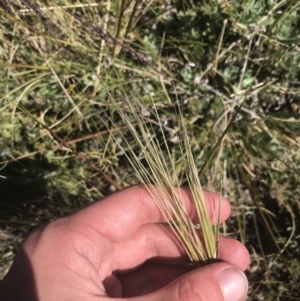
[137,262,248,301]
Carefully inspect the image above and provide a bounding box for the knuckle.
[177,278,205,301]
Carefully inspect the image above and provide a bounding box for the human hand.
[0,185,250,301]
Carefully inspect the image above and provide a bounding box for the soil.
[0,229,15,279]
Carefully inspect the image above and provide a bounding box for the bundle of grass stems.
[96,86,221,266]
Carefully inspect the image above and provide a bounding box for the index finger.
[71,185,230,241]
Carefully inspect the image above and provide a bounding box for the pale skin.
[0,185,250,301]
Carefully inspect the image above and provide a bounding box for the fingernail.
[218,268,248,301]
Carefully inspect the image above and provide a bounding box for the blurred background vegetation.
[0,0,300,300]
